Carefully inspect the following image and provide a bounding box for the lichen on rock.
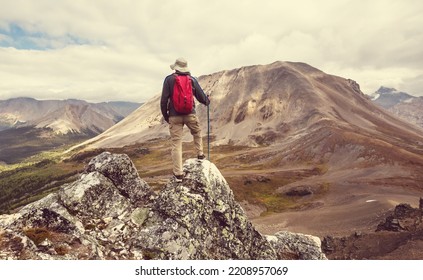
[266,231,327,260]
[0,152,326,260]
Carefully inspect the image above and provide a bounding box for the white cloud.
[0,0,423,101]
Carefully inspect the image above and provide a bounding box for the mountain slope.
[389,97,423,128]
[0,98,64,129]
[34,104,116,134]
[0,98,141,164]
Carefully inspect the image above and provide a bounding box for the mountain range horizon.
[2,74,421,104]
[0,98,141,164]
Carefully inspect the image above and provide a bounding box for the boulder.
[267,231,327,260]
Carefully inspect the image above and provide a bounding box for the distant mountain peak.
[371,86,414,108]
[376,86,398,94]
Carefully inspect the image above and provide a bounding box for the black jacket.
[160,72,209,120]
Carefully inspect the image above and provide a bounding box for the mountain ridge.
[0,98,141,164]
[370,86,414,108]
[0,97,141,134]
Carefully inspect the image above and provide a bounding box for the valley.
[0,126,94,165]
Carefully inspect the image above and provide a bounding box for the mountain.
[370,86,414,108]
[369,87,423,129]
[76,61,423,156]
[0,98,141,164]
[0,152,326,260]
[0,98,141,134]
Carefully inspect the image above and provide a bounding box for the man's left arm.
[161,77,171,122]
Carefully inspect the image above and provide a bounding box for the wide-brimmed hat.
[170,57,190,73]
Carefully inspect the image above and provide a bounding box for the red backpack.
[172,74,194,114]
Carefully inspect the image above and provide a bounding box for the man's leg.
[169,116,184,176]
[185,114,204,157]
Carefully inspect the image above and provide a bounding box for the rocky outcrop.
[0,152,326,260]
[376,203,423,232]
[322,201,423,260]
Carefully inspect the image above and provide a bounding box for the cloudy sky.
[0,0,422,102]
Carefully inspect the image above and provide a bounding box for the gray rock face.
[0,152,326,260]
[136,159,275,259]
[267,232,327,260]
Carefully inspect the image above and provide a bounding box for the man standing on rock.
[161,57,210,182]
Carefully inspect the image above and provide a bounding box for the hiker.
[161,57,210,182]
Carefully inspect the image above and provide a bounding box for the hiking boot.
[197,154,206,160]
[173,174,183,183]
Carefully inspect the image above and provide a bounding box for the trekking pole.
[207,97,210,160]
